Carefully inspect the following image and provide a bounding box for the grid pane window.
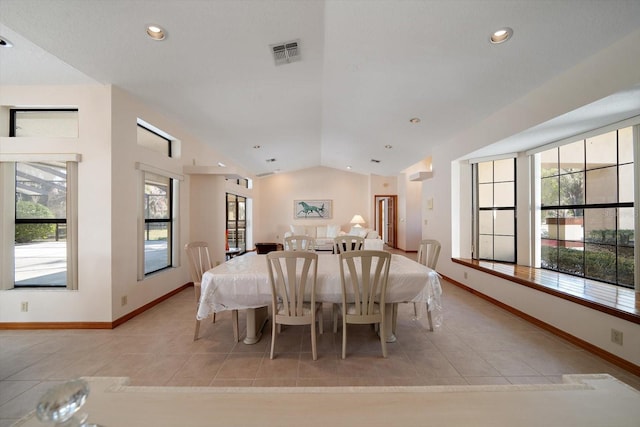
[473,158,516,263]
[538,127,634,288]
[14,161,67,287]
[144,172,172,274]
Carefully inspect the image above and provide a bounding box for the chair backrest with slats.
[284,235,316,252]
[184,241,214,285]
[266,251,318,318]
[417,239,441,270]
[339,250,391,316]
[333,235,365,254]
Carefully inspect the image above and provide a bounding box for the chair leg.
[212,312,216,324]
[391,303,398,335]
[379,319,388,358]
[311,315,318,361]
[332,303,339,333]
[341,318,347,359]
[318,305,324,334]
[270,318,277,360]
[193,319,201,341]
[232,310,239,342]
[426,302,434,332]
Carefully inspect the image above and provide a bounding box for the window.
[226,177,250,188]
[538,126,634,288]
[472,158,516,263]
[14,162,68,286]
[1,158,78,289]
[144,172,173,274]
[226,193,246,255]
[137,124,172,157]
[10,109,78,138]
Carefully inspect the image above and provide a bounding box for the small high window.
[137,124,172,157]
[10,109,78,138]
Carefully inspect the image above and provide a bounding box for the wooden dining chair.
[266,251,323,360]
[284,234,316,252]
[332,235,364,254]
[331,235,366,332]
[184,242,239,342]
[337,250,391,359]
[391,239,441,334]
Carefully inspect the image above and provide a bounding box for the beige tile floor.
[1,252,639,426]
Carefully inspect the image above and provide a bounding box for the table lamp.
[350,214,365,228]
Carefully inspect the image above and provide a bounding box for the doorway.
[374,195,397,249]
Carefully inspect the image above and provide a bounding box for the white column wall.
[0,85,236,322]
[0,85,114,322]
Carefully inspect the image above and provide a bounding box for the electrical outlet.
[611,329,623,346]
[464,272,468,279]
[121,296,127,306]
[20,301,28,312]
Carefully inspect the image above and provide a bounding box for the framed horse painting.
[294,200,332,219]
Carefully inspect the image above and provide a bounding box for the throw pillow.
[349,226,368,238]
[326,224,341,238]
[291,225,306,235]
[316,225,327,238]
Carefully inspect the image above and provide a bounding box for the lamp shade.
[350,214,365,227]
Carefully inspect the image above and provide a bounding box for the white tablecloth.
[197,253,442,326]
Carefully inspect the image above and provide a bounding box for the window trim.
[0,158,78,290]
[135,163,183,280]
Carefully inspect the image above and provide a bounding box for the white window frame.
[0,153,79,290]
[135,162,183,281]
[526,117,639,290]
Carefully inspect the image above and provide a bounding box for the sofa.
[284,224,383,251]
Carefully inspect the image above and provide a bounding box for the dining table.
[197,252,442,344]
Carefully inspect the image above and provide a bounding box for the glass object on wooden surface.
[36,379,102,426]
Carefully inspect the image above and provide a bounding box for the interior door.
[375,195,397,249]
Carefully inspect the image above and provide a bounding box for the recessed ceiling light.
[385,145,392,149]
[253,145,261,149]
[346,166,352,170]
[146,25,166,41]
[217,162,226,167]
[409,117,421,124]
[490,27,513,44]
[0,36,13,47]
[266,158,276,163]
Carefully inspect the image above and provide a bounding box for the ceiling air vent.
[370,159,381,163]
[256,172,274,177]
[270,39,300,66]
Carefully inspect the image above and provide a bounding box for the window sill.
[451,258,639,325]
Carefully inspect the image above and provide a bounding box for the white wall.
[254,166,373,244]
[421,28,640,366]
[0,85,114,322]
[0,85,236,323]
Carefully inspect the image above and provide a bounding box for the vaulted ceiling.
[2,1,640,177]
